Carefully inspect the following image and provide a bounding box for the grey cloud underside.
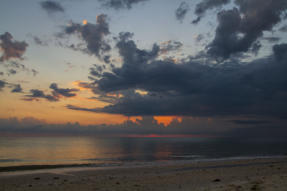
[0,32,28,62]
[40,1,64,13]
[208,0,287,58]
[98,0,148,9]
[69,31,287,118]
[63,14,110,60]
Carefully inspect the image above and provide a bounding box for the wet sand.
[0,157,287,191]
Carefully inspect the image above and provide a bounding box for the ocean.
[0,135,287,168]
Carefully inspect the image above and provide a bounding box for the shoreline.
[0,155,286,173]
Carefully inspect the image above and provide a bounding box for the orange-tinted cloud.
[154,116,182,126]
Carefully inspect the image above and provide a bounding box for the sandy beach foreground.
[0,157,287,191]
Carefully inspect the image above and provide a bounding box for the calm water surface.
[0,136,286,167]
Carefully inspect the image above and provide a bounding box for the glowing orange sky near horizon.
[0,81,182,126]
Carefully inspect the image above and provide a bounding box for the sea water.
[0,135,286,167]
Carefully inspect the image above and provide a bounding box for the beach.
[0,157,287,191]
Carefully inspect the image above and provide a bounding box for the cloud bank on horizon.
[0,0,287,137]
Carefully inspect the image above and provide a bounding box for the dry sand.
[0,157,287,191]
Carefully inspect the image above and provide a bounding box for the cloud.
[40,1,64,14]
[0,80,6,91]
[68,33,287,119]
[8,69,17,75]
[273,43,287,61]
[279,25,287,32]
[1,61,38,77]
[98,0,148,10]
[1,116,286,140]
[208,0,287,58]
[50,83,79,97]
[24,83,79,101]
[25,89,58,102]
[159,40,183,54]
[33,36,48,46]
[0,32,28,62]
[11,84,22,93]
[193,0,230,24]
[175,2,190,22]
[230,119,271,125]
[227,123,287,141]
[0,80,23,93]
[262,37,280,43]
[63,14,111,60]
[74,81,96,89]
[195,34,204,43]
[0,116,230,136]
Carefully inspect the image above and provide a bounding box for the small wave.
[171,155,203,159]
[0,159,23,163]
[81,157,119,162]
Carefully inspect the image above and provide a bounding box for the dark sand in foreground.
[1,157,287,191]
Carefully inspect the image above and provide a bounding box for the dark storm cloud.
[63,14,110,59]
[0,32,28,62]
[40,1,64,13]
[175,2,190,22]
[273,43,287,61]
[50,83,79,97]
[208,0,287,58]
[11,84,22,93]
[69,32,287,118]
[98,0,148,10]
[193,0,230,24]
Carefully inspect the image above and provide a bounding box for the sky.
[0,0,287,139]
